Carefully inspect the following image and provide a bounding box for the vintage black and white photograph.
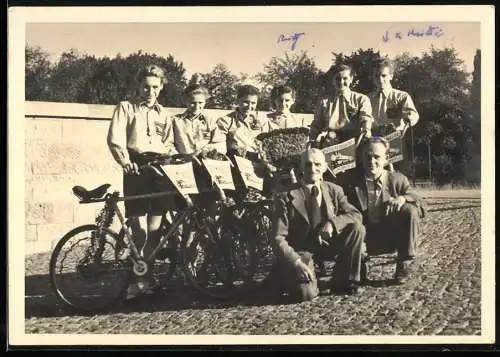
[8,5,495,346]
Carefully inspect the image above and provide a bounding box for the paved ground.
[24,191,482,335]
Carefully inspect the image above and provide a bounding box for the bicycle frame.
[103,186,223,266]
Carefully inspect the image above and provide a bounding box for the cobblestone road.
[24,195,482,335]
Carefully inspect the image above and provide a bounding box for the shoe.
[360,259,370,284]
[332,281,362,295]
[319,286,331,296]
[138,279,159,295]
[125,278,159,300]
[316,261,328,277]
[394,260,413,284]
[126,283,141,300]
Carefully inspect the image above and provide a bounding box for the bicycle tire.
[180,216,252,301]
[229,199,278,291]
[49,224,129,312]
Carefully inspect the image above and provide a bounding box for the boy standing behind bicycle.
[368,59,419,135]
[172,74,221,156]
[309,64,374,146]
[107,65,176,297]
[212,84,266,159]
[172,74,221,218]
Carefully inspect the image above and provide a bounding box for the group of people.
[106,59,425,301]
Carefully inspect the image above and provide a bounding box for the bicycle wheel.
[180,215,252,300]
[230,199,278,290]
[49,224,129,312]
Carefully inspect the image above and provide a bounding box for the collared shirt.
[263,112,303,132]
[365,170,387,224]
[213,110,265,154]
[310,89,373,140]
[172,110,217,155]
[368,86,420,130]
[107,100,175,167]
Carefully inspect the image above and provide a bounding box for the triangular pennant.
[160,162,199,195]
[321,137,357,175]
[201,158,236,191]
[234,156,265,191]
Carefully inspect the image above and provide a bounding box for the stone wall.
[24,101,314,255]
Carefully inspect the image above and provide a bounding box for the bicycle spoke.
[50,225,129,312]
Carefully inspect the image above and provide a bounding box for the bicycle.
[49,153,256,312]
[217,151,301,293]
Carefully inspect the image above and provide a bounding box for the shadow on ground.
[26,254,401,318]
[25,272,305,318]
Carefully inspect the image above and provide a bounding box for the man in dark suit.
[340,136,425,284]
[272,148,366,302]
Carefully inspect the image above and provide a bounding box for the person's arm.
[210,115,232,153]
[309,98,326,142]
[358,94,374,134]
[386,172,427,216]
[397,173,421,203]
[107,102,131,168]
[272,193,302,265]
[327,183,364,235]
[198,116,222,153]
[162,115,178,155]
[400,92,420,127]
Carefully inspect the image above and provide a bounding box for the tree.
[256,51,322,113]
[393,47,473,183]
[464,49,481,183]
[25,47,188,107]
[201,64,239,110]
[25,45,54,101]
[82,51,187,107]
[47,48,99,103]
[470,49,481,142]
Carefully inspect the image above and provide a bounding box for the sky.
[26,22,480,80]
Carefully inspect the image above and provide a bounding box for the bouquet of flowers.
[255,127,310,171]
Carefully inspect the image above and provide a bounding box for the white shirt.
[368,86,420,129]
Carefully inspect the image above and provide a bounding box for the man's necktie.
[308,185,322,231]
[367,178,383,223]
[378,91,388,123]
[338,95,347,127]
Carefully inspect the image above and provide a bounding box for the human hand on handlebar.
[123,162,140,175]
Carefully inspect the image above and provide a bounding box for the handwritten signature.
[382,25,444,42]
[277,32,305,51]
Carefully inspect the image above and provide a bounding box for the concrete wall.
[24,101,314,255]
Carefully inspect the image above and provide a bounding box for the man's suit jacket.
[338,169,426,225]
[273,180,363,264]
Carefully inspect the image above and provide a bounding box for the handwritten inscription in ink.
[277,32,305,51]
[382,25,444,42]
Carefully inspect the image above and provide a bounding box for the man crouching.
[272,148,366,302]
[340,136,426,284]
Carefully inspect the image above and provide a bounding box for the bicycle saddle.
[72,184,111,201]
